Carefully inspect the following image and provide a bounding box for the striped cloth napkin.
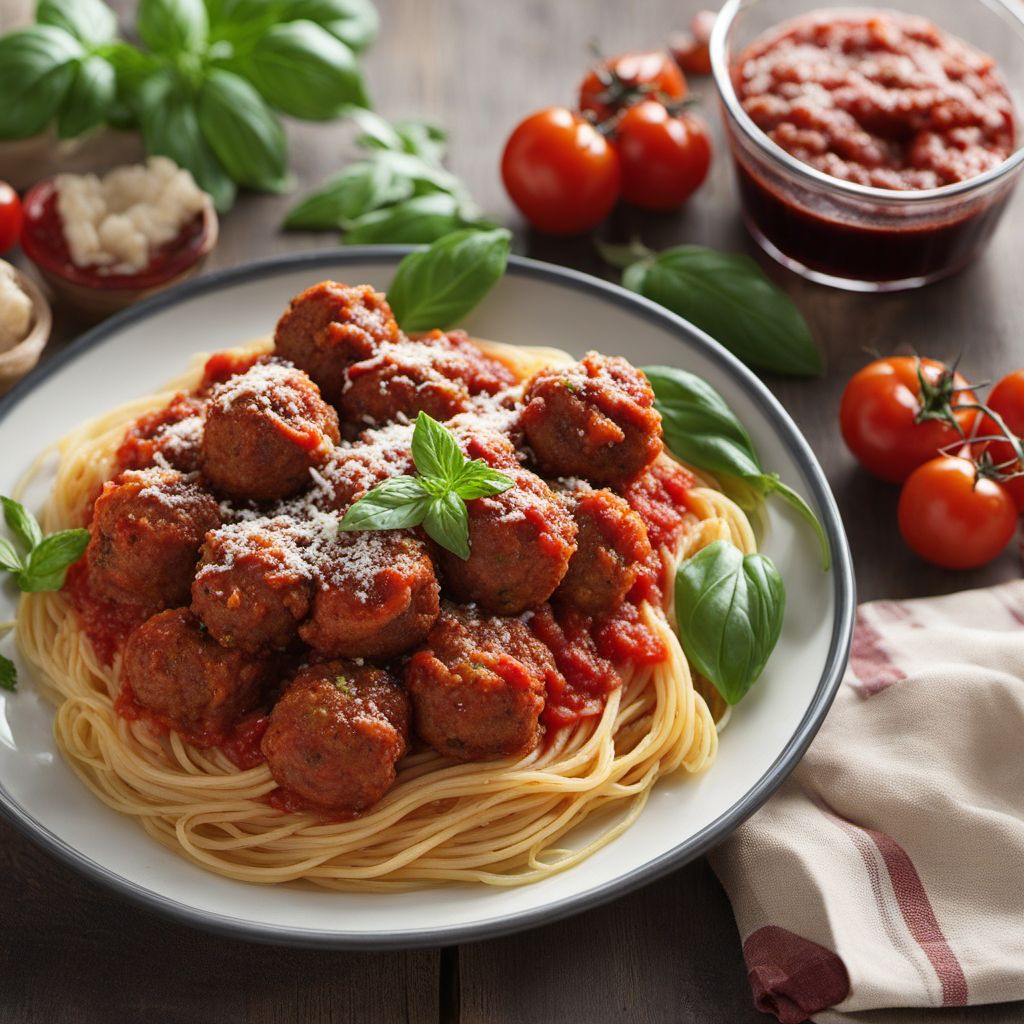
[709,581,1024,1024]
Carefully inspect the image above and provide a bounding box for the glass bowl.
[710,0,1024,291]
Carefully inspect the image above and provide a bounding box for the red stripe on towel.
[849,609,905,696]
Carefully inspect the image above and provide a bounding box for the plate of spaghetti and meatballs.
[0,248,853,947]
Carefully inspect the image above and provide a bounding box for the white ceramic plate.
[0,249,854,948]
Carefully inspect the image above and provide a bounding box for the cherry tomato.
[898,455,1017,569]
[0,182,23,253]
[501,107,621,236]
[578,50,686,123]
[671,10,717,75]
[979,369,1024,511]
[615,101,712,210]
[839,356,979,483]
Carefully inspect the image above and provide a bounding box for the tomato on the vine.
[615,100,711,210]
[0,182,22,253]
[501,107,621,235]
[671,10,717,75]
[897,455,1017,569]
[979,369,1024,511]
[578,50,686,123]
[839,356,979,483]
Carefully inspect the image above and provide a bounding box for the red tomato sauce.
[115,391,206,471]
[624,459,697,550]
[65,560,147,667]
[201,350,263,389]
[220,715,270,770]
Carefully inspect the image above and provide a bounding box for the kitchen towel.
[710,580,1024,1024]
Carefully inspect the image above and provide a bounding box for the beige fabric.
[710,581,1024,1023]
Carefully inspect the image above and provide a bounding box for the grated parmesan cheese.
[0,262,32,353]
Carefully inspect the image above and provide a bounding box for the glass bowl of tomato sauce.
[710,0,1024,291]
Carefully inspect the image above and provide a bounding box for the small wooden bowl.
[0,266,52,395]
[20,179,219,322]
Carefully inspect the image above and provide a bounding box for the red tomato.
[898,455,1017,569]
[578,50,687,123]
[671,10,717,75]
[979,369,1024,511]
[839,356,979,483]
[615,101,711,210]
[501,107,621,235]
[0,182,22,253]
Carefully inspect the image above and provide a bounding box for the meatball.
[410,329,516,395]
[261,661,410,813]
[86,467,220,611]
[313,424,415,513]
[522,353,663,484]
[339,339,472,429]
[122,608,269,742]
[299,531,439,660]
[555,488,652,616]
[274,281,400,404]
[201,360,340,502]
[406,606,556,760]
[438,467,577,615]
[191,517,313,652]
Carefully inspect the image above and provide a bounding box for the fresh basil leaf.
[204,0,281,47]
[100,40,162,92]
[343,192,468,245]
[423,492,470,561]
[453,461,515,501]
[339,476,430,532]
[283,158,408,230]
[0,538,21,574]
[643,365,831,570]
[281,0,379,52]
[674,540,785,705]
[0,26,82,140]
[197,69,290,193]
[16,529,89,593]
[138,71,237,211]
[624,247,822,378]
[0,654,15,693]
[138,0,209,54]
[411,412,465,484]
[1,497,43,553]
[374,150,466,199]
[393,120,447,165]
[58,55,116,139]
[37,0,118,46]
[387,227,511,333]
[236,20,368,120]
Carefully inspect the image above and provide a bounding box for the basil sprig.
[340,412,514,559]
[0,653,14,693]
[600,242,822,378]
[285,107,491,241]
[387,228,511,333]
[643,366,830,570]
[1,497,89,594]
[675,540,785,705]
[0,0,377,211]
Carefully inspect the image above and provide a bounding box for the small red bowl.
[20,177,218,320]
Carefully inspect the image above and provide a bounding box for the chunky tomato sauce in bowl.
[711,0,1024,290]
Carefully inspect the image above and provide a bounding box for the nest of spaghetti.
[18,279,755,889]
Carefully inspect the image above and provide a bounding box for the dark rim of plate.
[0,246,856,950]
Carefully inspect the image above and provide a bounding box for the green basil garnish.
[0,654,15,693]
[57,54,116,139]
[284,158,410,230]
[0,26,82,140]
[37,0,118,46]
[340,412,513,560]
[282,0,380,53]
[674,540,785,705]
[613,244,822,378]
[342,193,476,246]
[137,0,208,56]
[643,365,830,570]
[1,497,89,594]
[386,227,511,333]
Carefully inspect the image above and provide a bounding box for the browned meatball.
[406,606,556,761]
[274,281,400,404]
[298,531,439,660]
[313,424,415,513]
[522,353,663,484]
[555,488,652,616]
[261,661,410,813]
[438,467,577,615]
[191,517,313,652]
[339,339,472,429]
[86,467,220,611]
[201,360,340,502]
[122,608,270,742]
[410,329,516,395]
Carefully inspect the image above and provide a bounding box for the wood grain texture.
[2,0,1024,1021]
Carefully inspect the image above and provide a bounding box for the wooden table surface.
[3,1,1024,1021]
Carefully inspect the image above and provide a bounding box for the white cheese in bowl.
[55,157,208,275]
[0,262,33,353]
